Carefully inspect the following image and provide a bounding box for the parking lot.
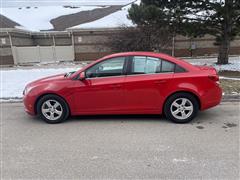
[1,102,239,179]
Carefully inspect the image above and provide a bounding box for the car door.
[72,56,127,114]
[124,56,174,112]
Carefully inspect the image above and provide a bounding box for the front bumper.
[23,94,36,115]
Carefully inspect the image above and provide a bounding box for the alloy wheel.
[41,99,63,121]
[170,98,194,120]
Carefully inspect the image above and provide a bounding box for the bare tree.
[105,25,172,53]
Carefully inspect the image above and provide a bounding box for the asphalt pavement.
[0,102,239,179]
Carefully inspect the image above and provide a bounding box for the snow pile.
[185,56,240,72]
[70,0,141,29]
[3,0,133,7]
[1,6,103,31]
[213,60,240,72]
[0,67,82,99]
[70,6,134,29]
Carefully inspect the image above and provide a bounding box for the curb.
[221,95,240,102]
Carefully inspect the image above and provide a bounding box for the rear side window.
[175,64,186,73]
[161,60,175,72]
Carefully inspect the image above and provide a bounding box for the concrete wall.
[1,28,240,65]
[0,32,14,65]
[0,29,74,65]
[72,30,112,61]
[12,46,74,64]
[71,29,240,61]
[174,35,240,57]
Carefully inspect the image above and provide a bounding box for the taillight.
[208,75,220,84]
[208,75,219,81]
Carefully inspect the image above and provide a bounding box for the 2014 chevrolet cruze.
[23,52,222,124]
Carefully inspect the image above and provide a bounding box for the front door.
[73,56,127,114]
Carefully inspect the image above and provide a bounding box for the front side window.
[86,57,125,78]
[131,56,161,74]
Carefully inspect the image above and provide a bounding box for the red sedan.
[23,52,222,124]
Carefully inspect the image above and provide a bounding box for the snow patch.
[70,0,141,29]
[0,67,82,99]
[1,6,103,31]
[186,57,240,72]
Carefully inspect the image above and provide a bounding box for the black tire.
[164,92,199,123]
[36,94,69,124]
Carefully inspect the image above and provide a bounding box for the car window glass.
[132,56,146,73]
[161,60,175,72]
[175,64,186,73]
[132,56,161,74]
[146,57,161,73]
[86,57,125,78]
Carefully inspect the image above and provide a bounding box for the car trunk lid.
[195,65,219,82]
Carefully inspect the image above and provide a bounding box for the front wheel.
[37,95,69,124]
[164,93,199,123]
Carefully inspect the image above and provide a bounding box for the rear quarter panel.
[170,71,222,110]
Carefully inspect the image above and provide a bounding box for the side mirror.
[79,72,86,80]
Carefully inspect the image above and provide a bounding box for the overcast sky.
[1,0,134,7]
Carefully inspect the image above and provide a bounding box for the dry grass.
[218,71,240,78]
[220,79,240,94]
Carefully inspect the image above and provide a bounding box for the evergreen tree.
[128,0,240,64]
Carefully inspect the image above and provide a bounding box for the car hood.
[28,73,66,86]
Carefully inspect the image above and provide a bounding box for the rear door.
[124,56,174,112]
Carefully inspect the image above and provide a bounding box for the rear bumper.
[200,85,222,110]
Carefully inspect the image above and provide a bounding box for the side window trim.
[126,56,133,75]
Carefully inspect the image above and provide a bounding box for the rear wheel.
[164,93,199,123]
[37,95,69,124]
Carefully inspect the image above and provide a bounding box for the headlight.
[23,86,32,95]
[23,87,27,95]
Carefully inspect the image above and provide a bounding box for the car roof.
[103,51,171,59]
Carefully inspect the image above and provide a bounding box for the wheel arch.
[162,90,201,113]
[34,93,71,115]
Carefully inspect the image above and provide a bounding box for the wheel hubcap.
[41,100,63,121]
[170,98,193,120]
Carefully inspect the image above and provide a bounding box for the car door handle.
[154,80,167,84]
[109,84,122,88]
